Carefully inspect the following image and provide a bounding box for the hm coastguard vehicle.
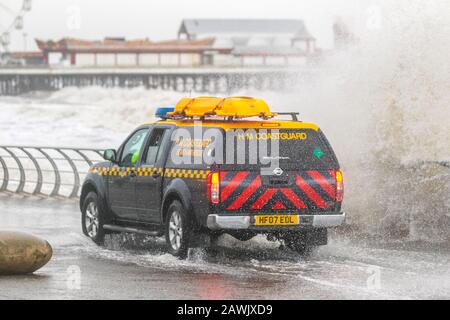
[80,97,345,258]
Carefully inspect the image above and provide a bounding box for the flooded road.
[0,193,449,299]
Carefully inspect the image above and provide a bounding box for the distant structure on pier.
[0,51,44,66]
[35,37,226,68]
[31,19,317,68]
[178,19,317,67]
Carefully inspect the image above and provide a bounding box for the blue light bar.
[155,107,174,119]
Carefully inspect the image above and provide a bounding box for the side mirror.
[103,149,117,163]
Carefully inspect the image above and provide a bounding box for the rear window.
[279,129,337,168]
[223,128,339,170]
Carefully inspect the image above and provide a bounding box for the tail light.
[335,170,344,202]
[207,172,220,204]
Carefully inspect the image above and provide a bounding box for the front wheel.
[81,192,105,245]
[165,200,191,259]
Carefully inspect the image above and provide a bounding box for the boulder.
[0,231,53,275]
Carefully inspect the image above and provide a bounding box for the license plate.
[255,215,299,226]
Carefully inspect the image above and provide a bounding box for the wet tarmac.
[0,193,449,299]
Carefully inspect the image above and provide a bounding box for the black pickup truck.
[80,97,345,258]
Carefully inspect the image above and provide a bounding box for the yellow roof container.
[168,96,277,118]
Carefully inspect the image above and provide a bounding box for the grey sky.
[2,0,371,51]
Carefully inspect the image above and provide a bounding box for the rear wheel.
[227,231,256,242]
[203,232,222,257]
[284,237,315,257]
[165,200,191,259]
[81,192,105,245]
[279,231,318,257]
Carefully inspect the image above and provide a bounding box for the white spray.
[275,0,450,241]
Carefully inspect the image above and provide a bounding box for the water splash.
[282,0,450,241]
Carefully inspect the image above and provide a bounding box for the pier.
[0,67,305,95]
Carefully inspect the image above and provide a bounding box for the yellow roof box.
[168,96,277,118]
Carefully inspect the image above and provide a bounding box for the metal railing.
[0,146,104,198]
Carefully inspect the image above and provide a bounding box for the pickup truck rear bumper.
[206,212,346,230]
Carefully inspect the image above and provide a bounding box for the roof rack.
[276,112,300,121]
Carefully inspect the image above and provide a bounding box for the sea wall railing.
[0,146,104,198]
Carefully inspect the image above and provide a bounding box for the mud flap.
[279,227,328,247]
[189,232,212,247]
[306,228,328,246]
